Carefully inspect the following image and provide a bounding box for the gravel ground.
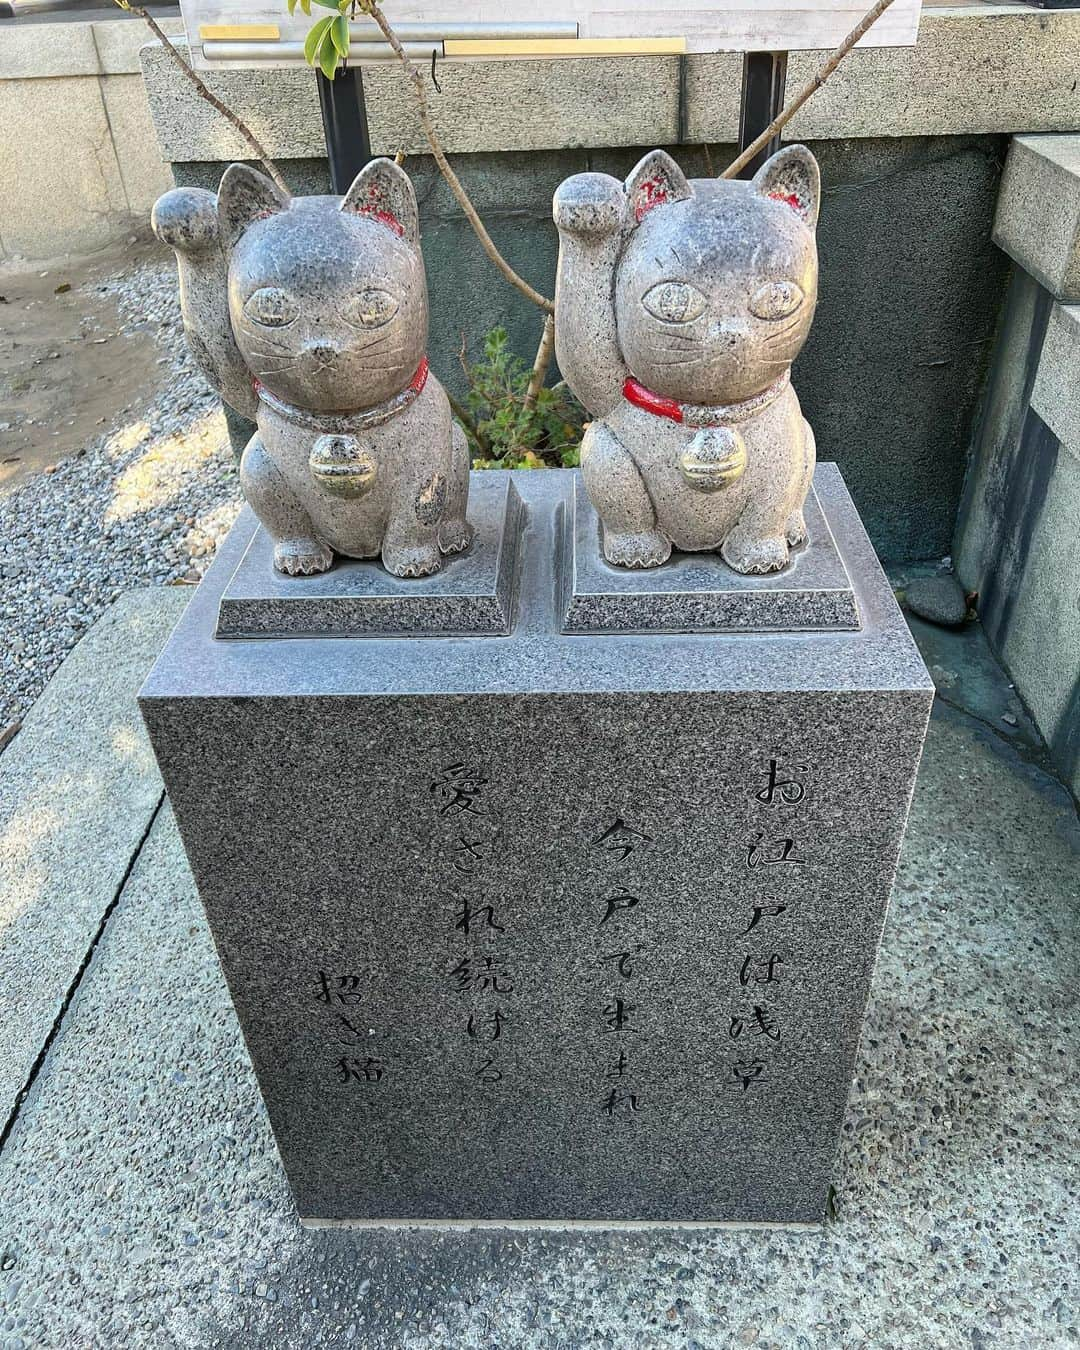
[0,258,241,729]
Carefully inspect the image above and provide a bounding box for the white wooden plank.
[181,0,922,67]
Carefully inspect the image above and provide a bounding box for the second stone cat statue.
[554,145,820,574]
[153,158,472,578]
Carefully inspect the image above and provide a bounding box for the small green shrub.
[456,328,584,471]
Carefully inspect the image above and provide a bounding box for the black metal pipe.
[736,51,788,179]
[317,65,373,193]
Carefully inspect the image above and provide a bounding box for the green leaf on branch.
[303,13,333,63]
[330,13,350,57]
[318,28,340,78]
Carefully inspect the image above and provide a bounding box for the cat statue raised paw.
[554,145,819,574]
[152,159,472,578]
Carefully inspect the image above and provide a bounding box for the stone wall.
[954,134,1080,803]
[0,17,183,261]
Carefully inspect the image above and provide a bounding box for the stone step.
[1033,299,1080,460]
[993,133,1080,303]
[0,587,189,1137]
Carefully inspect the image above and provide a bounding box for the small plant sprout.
[457,328,584,471]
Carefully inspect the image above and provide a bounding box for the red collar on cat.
[252,358,429,432]
[622,369,789,427]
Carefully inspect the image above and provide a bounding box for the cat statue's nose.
[709,319,751,348]
[304,340,341,366]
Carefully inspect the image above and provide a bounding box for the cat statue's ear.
[217,164,290,250]
[624,149,693,226]
[340,158,420,248]
[751,145,820,229]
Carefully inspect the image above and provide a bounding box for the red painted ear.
[340,157,420,246]
[625,150,693,225]
[751,145,820,228]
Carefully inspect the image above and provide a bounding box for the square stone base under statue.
[140,465,932,1227]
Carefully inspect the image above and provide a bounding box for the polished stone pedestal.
[216,475,524,639]
[139,464,932,1227]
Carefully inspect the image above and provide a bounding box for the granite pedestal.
[139,464,932,1227]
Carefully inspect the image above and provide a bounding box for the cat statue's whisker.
[254,364,302,379]
[764,321,803,345]
[354,332,402,355]
[250,350,302,364]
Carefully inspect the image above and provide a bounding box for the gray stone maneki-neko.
[152,158,472,578]
[554,144,820,574]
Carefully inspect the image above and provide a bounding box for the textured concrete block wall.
[0,19,181,260]
[955,135,1080,803]
[175,133,1009,564]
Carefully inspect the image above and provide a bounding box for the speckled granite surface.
[215,477,524,639]
[138,464,931,1225]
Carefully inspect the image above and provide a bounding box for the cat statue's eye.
[748,281,804,321]
[244,287,298,327]
[641,281,707,325]
[346,288,399,328]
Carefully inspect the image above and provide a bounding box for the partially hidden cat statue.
[152,158,472,577]
[554,145,820,573]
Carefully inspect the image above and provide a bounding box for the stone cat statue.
[152,159,472,577]
[554,145,820,573]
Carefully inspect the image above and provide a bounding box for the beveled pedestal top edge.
[138,464,935,702]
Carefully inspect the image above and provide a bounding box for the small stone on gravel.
[905,573,969,627]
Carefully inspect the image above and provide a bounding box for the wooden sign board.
[180,0,922,69]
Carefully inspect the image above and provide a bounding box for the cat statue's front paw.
[274,537,334,576]
[721,531,790,575]
[553,174,624,239]
[383,542,442,578]
[438,519,474,555]
[603,529,672,570]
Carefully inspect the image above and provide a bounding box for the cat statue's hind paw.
[721,531,790,575]
[602,529,672,570]
[274,537,334,576]
[785,510,809,548]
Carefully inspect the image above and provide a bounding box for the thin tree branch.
[364,1,554,315]
[721,0,898,180]
[523,314,555,412]
[114,1,289,195]
[446,390,488,454]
